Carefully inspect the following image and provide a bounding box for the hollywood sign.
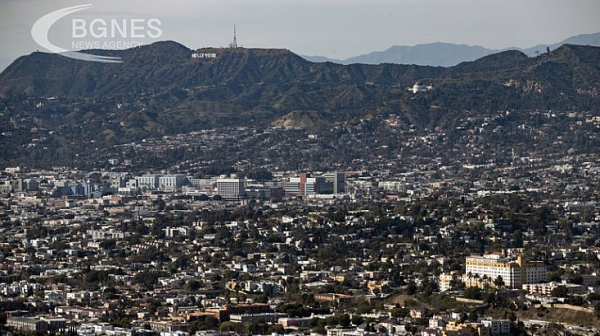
[192,52,217,59]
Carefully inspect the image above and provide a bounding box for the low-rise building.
[7,316,48,332]
[480,318,510,335]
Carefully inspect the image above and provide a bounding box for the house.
[410,308,431,319]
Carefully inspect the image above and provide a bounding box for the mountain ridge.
[302,32,600,66]
[0,42,444,98]
[0,42,599,167]
[1,43,598,102]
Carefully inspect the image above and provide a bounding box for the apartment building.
[465,254,546,289]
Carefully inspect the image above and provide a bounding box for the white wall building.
[137,175,161,189]
[465,254,546,289]
[480,318,510,335]
[217,178,245,199]
[158,175,187,190]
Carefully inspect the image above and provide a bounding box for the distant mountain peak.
[300,32,600,67]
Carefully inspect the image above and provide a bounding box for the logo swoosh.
[31,4,122,63]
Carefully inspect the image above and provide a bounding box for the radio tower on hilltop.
[229,24,238,49]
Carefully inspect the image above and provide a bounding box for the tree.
[405,282,417,295]
[468,309,478,321]
[511,321,528,336]
[247,168,273,181]
[312,318,327,334]
[99,239,117,250]
[547,269,564,282]
[355,301,372,315]
[550,286,568,298]
[463,287,482,300]
[391,307,408,318]
[268,324,284,334]
[494,275,505,288]
[339,314,351,327]
[588,292,600,303]
[326,315,338,326]
[421,278,438,296]
[185,280,201,292]
[503,311,517,322]
[483,290,497,304]
[568,295,584,306]
[219,322,236,332]
[256,293,268,303]
[352,315,364,326]
[511,230,523,248]
[568,274,583,285]
[450,274,465,290]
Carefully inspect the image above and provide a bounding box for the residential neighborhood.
[1,128,599,336]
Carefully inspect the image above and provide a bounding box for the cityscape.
[1,1,600,336]
[1,117,600,336]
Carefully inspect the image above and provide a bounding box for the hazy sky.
[1,0,599,71]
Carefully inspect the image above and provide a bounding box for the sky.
[1,0,599,71]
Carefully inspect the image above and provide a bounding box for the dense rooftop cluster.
[0,130,599,335]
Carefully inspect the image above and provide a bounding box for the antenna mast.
[230,24,238,48]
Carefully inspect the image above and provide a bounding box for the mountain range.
[302,32,600,66]
[0,41,599,167]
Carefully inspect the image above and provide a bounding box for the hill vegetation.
[0,42,599,168]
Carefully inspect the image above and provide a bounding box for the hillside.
[0,42,599,167]
[2,43,599,108]
[271,110,331,130]
[0,42,441,98]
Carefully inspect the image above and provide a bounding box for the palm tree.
[494,275,505,288]
[466,272,473,287]
[473,273,480,288]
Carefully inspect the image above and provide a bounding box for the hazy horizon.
[1,0,599,71]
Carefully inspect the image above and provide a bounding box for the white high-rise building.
[217,178,245,199]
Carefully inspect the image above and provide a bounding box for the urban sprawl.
[1,125,600,336]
